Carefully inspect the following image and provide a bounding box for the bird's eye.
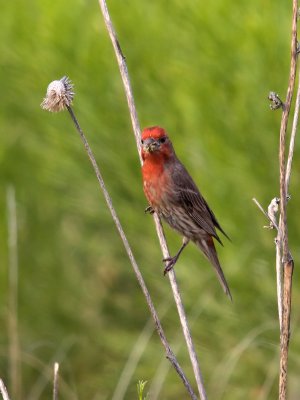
[141,139,144,144]
[159,137,166,144]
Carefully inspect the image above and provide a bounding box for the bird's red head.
[141,126,174,161]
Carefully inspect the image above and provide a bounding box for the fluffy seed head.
[41,76,74,112]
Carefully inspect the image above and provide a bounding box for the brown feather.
[196,237,232,300]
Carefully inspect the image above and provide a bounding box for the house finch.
[141,126,232,299]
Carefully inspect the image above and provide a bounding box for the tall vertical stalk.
[98,1,208,398]
[6,186,21,399]
[277,2,297,398]
[253,2,298,399]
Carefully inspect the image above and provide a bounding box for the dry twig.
[41,78,197,400]
[286,55,300,189]
[53,363,59,400]
[0,380,10,400]
[97,1,208,399]
[6,186,21,399]
[277,2,297,398]
[253,2,298,399]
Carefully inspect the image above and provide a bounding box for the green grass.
[1,0,300,399]
[137,380,148,400]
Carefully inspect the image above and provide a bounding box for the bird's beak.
[142,138,159,153]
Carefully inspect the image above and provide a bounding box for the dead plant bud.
[41,76,74,112]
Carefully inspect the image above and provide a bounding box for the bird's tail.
[196,237,232,301]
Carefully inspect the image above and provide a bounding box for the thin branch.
[253,3,298,398]
[278,0,297,264]
[279,259,294,400]
[97,1,207,399]
[22,344,78,399]
[275,238,283,332]
[6,186,21,399]
[285,62,300,190]
[152,213,207,400]
[65,105,198,400]
[0,380,10,400]
[53,362,59,400]
[95,2,141,159]
[278,1,297,399]
[150,294,210,400]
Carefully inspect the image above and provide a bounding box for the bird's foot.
[145,206,154,214]
[163,255,179,275]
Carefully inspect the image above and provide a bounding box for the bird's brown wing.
[179,187,223,244]
[171,161,229,243]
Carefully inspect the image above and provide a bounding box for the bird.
[141,126,232,299]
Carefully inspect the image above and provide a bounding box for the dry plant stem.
[98,0,141,158]
[278,0,297,264]
[6,186,21,399]
[278,42,300,391]
[278,1,297,399]
[150,295,210,400]
[0,380,10,400]
[66,105,197,400]
[279,259,294,400]
[286,63,300,190]
[153,214,207,400]
[98,1,207,399]
[275,239,283,332]
[252,3,297,398]
[53,363,59,400]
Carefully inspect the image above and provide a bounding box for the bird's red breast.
[142,161,171,208]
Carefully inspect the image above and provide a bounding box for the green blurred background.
[1,0,300,399]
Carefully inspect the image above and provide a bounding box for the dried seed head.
[41,76,74,112]
[268,91,283,111]
[265,197,280,229]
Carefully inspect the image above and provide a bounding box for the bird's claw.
[163,256,178,275]
[145,206,154,214]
